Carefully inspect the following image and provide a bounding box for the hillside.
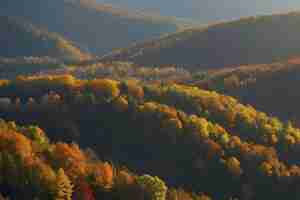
[0,0,178,56]
[35,61,193,83]
[20,59,300,130]
[101,12,300,69]
[0,57,67,79]
[195,61,300,126]
[0,75,299,199]
[0,119,214,200]
[32,60,300,127]
[0,16,90,62]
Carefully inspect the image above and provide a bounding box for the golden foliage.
[56,168,74,200]
[87,79,120,101]
[89,162,114,189]
[113,96,129,112]
[225,157,243,177]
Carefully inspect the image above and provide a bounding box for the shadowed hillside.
[0,119,215,200]
[101,12,300,69]
[195,61,300,126]
[0,16,90,61]
[0,0,178,56]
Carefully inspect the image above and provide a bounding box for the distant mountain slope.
[0,0,178,56]
[196,61,300,125]
[97,0,300,23]
[101,12,300,69]
[0,16,90,61]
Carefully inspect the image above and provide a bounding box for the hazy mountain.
[0,0,178,56]
[0,16,89,61]
[97,0,300,23]
[101,12,300,69]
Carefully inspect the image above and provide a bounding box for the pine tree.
[56,168,73,200]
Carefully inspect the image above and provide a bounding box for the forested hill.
[100,12,300,69]
[28,60,300,130]
[0,16,90,61]
[0,75,300,199]
[0,118,214,200]
[0,0,178,56]
[196,61,300,126]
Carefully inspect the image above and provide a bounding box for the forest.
[0,75,299,199]
[195,61,300,127]
[0,118,215,200]
[2,1,300,199]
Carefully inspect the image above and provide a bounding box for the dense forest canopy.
[0,75,299,199]
[0,118,215,200]
[27,60,300,131]
[195,61,300,127]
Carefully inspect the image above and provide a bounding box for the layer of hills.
[101,12,300,69]
[2,2,300,199]
[0,16,90,61]
[0,75,300,199]
[32,59,300,129]
[0,0,179,56]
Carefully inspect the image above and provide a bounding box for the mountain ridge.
[100,11,300,69]
[0,0,179,56]
[0,16,90,61]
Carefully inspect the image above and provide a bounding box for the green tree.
[137,175,167,200]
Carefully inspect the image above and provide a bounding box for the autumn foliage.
[0,75,299,199]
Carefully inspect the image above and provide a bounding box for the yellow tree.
[225,157,243,177]
[56,168,73,200]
